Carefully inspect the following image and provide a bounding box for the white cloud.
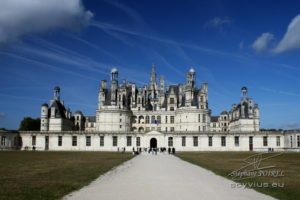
[0,112,6,118]
[239,41,244,49]
[252,32,274,52]
[273,15,300,53]
[0,0,93,45]
[204,17,232,30]
[280,122,300,130]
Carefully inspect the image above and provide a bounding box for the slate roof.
[49,100,67,119]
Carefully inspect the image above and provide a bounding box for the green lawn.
[176,152,300,200]
[0,151,133,200]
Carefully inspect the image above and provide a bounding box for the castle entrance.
[150,138,157,148]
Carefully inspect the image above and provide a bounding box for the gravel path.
[64,153,277,200]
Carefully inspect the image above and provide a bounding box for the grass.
[176,152,300,200]
[0,151,133,200]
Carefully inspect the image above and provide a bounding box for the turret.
[150,64,157,84]
[111,68,118,104]
[241,87,247,98]
[54,86,60,101]
[41,103,49,131]
[186,68,196,88]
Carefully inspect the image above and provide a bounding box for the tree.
[19,117,40,131]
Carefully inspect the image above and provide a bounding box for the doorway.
[150,138,157,148]
[45,136,49,150]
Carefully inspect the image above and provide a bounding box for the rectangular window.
[249,136,253,145]
[170,116,174,123]
[100,136,104,146]
[221,136,226,146]
[136,137,140,147]
[113,136,118,147]
[276,136,280,147]
[165,116,168,123]
[263,136,268,146]
[297,135,300,147]
[157,116,161,124]
[170,98,174,104]
[58,136,62,146]
[198,114,200,122]
[170,127,175,132]
[182,136,186,147]
[202,114,206,123]
[32,135,36,146]
[165,127,168,132]
[72,136,77,146]
[203,126,206,131]
[193,136,198,147]
[1,136,6,146]
[127,136,132,146]
[234,136,239,146]
[86,136,91,146]
[170,107,174,111]
[208,136,213,146]
[290,136,293,147]
[168,137,173,147]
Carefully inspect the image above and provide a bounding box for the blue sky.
[0,0,300,130]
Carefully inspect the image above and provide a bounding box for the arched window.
[138,127,144,132]
[151,116,155,124]
[138,116,144,124]
[157,116,161,124]
[146,115,150,124]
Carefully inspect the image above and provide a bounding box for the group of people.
[118,147,176,155]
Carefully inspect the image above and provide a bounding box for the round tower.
[241,87,247,98]
[41,103,49,131]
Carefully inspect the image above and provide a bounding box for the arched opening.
[150,138,157,148]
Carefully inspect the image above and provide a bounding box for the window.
[72,136,77,146]
[202,114,206,123]
[58,136,62,146]
[151,116,156,124]
[170,107,174,111]
[290,136,293,147]
[297,135,300,147]
[213,123,216,128]
[170,98,174,104]
[198,126,201,131]
[146,116,150,123]
[165,127,168,132]
[193,136,198,147]
[157,116,161,124]
[203,126,206,131]
[127,136,132,146]
[86,136,91,146]
[182,136,186,147]
[170,127,175,132]
[249,136,253,145]
[113,136,118,147]
[120,118,122,122]
[263,136,268,146]
[208,136,213,146]
[168,137,173,147]
[1,136,6,146]
[198,114,200,122]
[120,125,122,129]
[221,136,226,146]
[165,116,168,123]
[32,136,36,146]
[136,137,140,147]
[234,136,239,146]
[171,116,175,124]
[276,136,280,147]
[100,136,104,146]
